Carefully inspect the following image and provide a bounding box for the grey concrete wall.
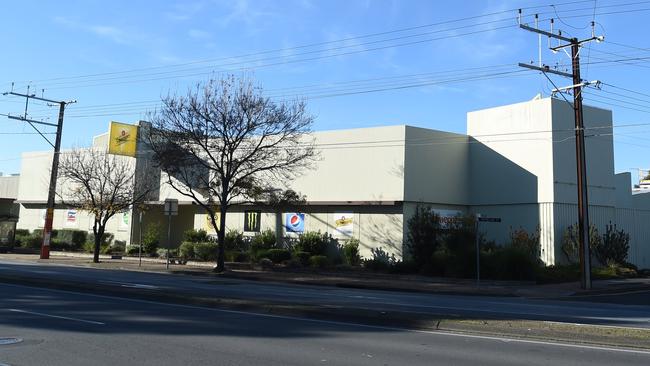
[0,176,20,199]
[288,126,406,202]
[551,99,615,207]
[403,126,469,205]
[467,98,552,204]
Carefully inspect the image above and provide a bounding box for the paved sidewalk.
[1,251,648,299]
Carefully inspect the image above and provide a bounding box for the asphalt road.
[568,288,650,306]
[1,282,649,366]
[1,260,649,328]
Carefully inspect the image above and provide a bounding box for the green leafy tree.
[405,205,441,270]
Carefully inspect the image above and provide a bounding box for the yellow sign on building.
[203,212,220,233]
[108,121,138,157]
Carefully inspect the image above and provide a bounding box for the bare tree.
[58,148,153,263]
[147,76,315,272]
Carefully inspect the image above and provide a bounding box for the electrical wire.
[4,0,604,89]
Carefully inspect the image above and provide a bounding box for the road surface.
[1,282,649,366]
[1,260,649,328]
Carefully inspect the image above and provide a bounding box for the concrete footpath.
[2,251,649,299]
[1,252,650,349]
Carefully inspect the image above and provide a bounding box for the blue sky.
[1,0,649,181]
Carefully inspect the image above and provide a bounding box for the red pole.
[40,102,66,259]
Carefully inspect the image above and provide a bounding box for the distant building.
[5,97,650,268]
[0,174,20,247]
[634,169,650,193]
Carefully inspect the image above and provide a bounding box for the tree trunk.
[93,229,102,263]
[214,205,227,272]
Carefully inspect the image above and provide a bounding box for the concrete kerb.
[0,273,649,350]
[5,252,648,299]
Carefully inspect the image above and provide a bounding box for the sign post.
[163,199,178,269]
[475,214,501,288]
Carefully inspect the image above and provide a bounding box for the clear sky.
[1,0,649,181]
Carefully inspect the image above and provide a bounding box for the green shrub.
[194,242,218,261]
[111,240,126,253]
[225,250,250,262]
[142,223,160,256]
[15,229,29,237]
[104,241,126,255]
[362,247,396,272]
[57,229,87,251]
[293,251,311,266]
[428,250,449,276]
[179,242,196,260]
[341,238,361,266]
[126,245,142,256]
[225,230,248,251]
[253,249,270,262]
[561,224,601,264]
[86,232,114,246]
[50,238,72,251]
[482,245,539,281]
[83,241,109,254]
[441,215,477,278]
[266,248,291,263]
[309,255,329,268]
[22,235,43,249]
[406,205,441,270]
[235,251,251,262]
[259,258,274,270]
[295,231,328,255]
[595,224,630,265]
[156,248,178,258]
[509,227,541,265]
[183,229,209,243]
[285,258,304,268]
[390,260,418,274]
[251,229,276,252]
[363,258,390,271]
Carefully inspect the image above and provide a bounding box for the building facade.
[7,97,650,268]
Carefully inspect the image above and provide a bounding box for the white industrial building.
[4,97,650,268]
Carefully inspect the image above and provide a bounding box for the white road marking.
[99,280,159,289]
[1,282,649,355]
[348,295,381,300]
[5,308,105,325]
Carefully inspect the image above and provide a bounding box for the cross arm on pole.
[519,24,573,42]
[7,115,59,127]
[3,91,64,105]
[518,63,573,78]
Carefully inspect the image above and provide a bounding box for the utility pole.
[518,11,604,290]
[2,86,76,259]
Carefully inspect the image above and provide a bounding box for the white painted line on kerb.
[6,309,105,325]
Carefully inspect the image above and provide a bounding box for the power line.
[8,2,643,92]
[4,0,602,89]
[583,90,650,110]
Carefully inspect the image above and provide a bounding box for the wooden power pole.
[518,12,604,290]
[2,86,75,259]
